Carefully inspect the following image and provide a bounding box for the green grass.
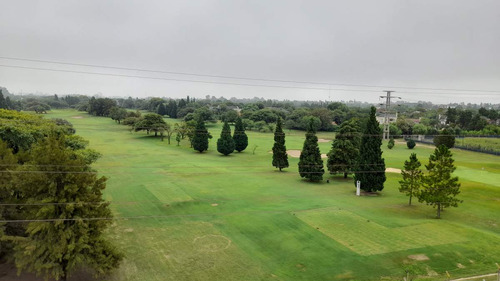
[47,110,500,281]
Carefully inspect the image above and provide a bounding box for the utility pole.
[379,90,400,140]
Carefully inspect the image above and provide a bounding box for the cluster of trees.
[274,106,387,193]
[399,146,461,218]
[0,109,122,280]
[193,117,248,155]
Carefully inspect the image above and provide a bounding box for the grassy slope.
[49,110,500,281]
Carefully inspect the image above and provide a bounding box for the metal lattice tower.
[379,90,400,140]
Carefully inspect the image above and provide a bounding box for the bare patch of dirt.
[211,203,218,207]
[281,150,328,159]
[408,254,429,261]
[71,116,84,119]
[317,138,331,143]
[123,228,134,233]
[295,264,306,271]
[386,167,402,173]
[426,267,438,276]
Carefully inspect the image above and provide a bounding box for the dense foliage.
[233,117,248,152]
[354,107,386,192]
[399,153,422,205]
[217,121,235,156]
[418,145,461,218]
[327,119,360,178]
[272,117,289,171]
[0,110,122,280]
[298,119,324,181]
[192,116,210,153]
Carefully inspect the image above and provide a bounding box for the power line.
[0,64,371,92]
[1,56,500,94]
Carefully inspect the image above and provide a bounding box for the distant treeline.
[1,86,499,135]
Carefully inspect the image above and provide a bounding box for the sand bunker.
[408,254,429,261]
[386,168,402,173]
[285,150,328,159]
[317,138,331,143]
[71,116,84,119]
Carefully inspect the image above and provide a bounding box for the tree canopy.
[354,106,386,192]
[217,121,235,155]
[192,117,211,153]
[327,119,360,178]
[298,118,324,181]
[418,145,461,218]
[272,117,289,171]
[233,117,248,152]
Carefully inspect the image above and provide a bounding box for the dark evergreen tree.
[178,99,187,109]
[433,128,455,148]
[354,106,386,192]
[272,117,289,171]
[5,97,13,110]
[168,100,178,118]
[418,145,461,218]
[327,119,360,178]
[387,137,395,149]
[298,118,324,181]
[406,139,416,149]
[233,117,248,152]
[217,121,235,155]
[157,103,167,116]
[399,153,422,205]
[192,116,210,153]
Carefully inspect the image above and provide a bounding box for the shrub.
[407,139,416,149]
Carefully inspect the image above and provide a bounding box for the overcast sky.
[1,0,499,104]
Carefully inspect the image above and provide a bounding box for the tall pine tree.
[354,106,386,192]
[12,136,123,281]
[157,103,167,116]
[298,118,324,181]
[272,117,289,171]
[233,117,248,152]
[327,119,360,178]
[418,145,461,218]
[399,153,422,205]
[192,116,210,153]
[217,121,235,155]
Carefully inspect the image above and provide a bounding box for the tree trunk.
[344,172,347,178]
[279,167,282,171]
[409,195,412,206]
[437,202,441,219]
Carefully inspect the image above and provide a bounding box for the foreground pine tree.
[354,106,386,192]
[418,145,461,218]
[298,119,324,181]
[192,116,210,153]
[233,117,248,152]
[13,136,123,281]
[327,119,360,178]
[217,121,235,155]
[272,117,289,171]
[399,153,422,205]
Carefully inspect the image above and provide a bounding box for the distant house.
[438,114,447,125]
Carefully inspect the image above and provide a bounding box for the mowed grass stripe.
[296,208,467,255]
